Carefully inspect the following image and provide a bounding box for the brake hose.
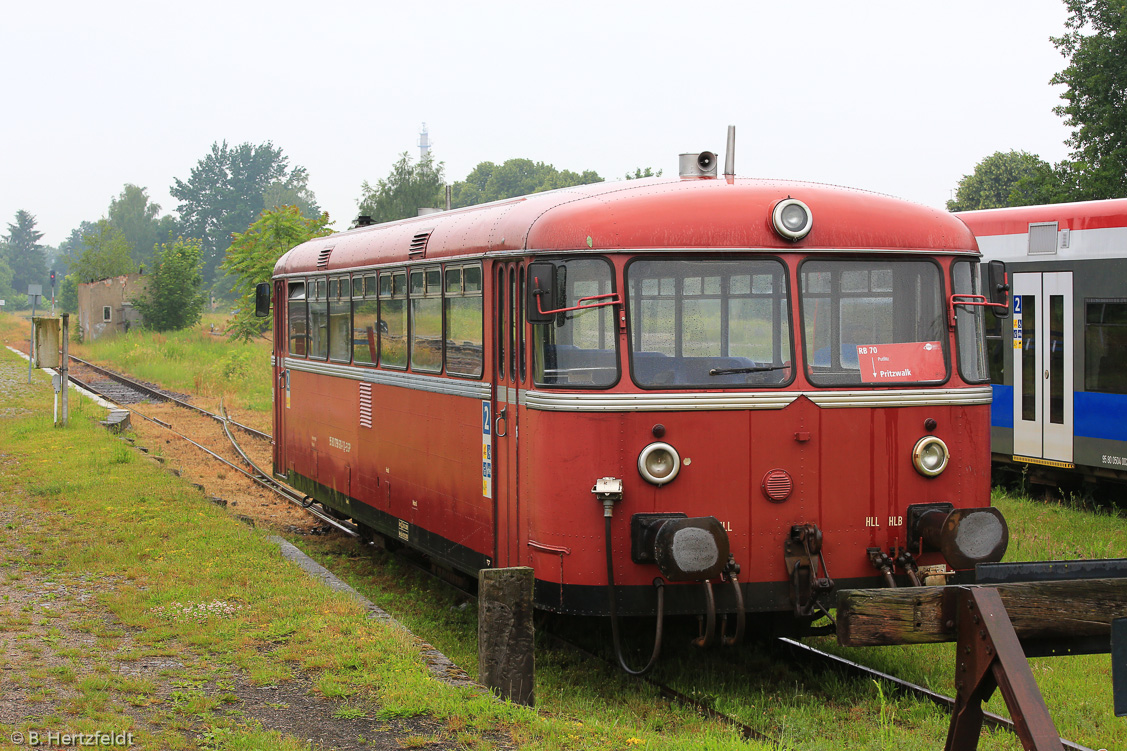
[604,514,665,675]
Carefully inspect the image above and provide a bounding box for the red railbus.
[265,150,1008,670]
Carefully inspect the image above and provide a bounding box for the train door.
[272,279,287,477]
[1012,271,1074,464]
[492,262,526,567]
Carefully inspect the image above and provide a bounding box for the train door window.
[800,260,947,386]
[444,264,484,378]
[531,257,619,388]
[308,277,329,360]
[328,276,351,363]
[410,267,443,373]
[518,265,527,383]
[379,270,408,369]
[1020,295,1037,422]
[496,266,506,381]
[509,267,517,382]
[952,261,989,383]
[1085,299,1127,394]
[626,258,792,388]
[287,282,307,357]
[352,274,379,366]
[1085,300,1127,394]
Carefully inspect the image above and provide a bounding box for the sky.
[2,0,1074,249]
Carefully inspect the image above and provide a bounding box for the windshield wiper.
[708,365,790,376]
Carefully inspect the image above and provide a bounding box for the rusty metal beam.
[945,587,1063,751]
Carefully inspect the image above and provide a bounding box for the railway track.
[61,355,1094,750]
[64,356,354,536]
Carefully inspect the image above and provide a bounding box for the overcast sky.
[2,0,1073,248]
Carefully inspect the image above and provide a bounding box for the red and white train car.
[265,149,1008,665]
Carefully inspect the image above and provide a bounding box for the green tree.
[263,166,322,219]
[946,151,1060,211]
[0,255,17,309]
[449,158,603,208]
[54,221,98,280]
[58,274,78,314]
[133,238,206,332]
[221,206,332,341]
[626,167,663,179]
[107,184,167,268]
[1050,0,1127,199]
[2,210,48,295]
[69,220,135,283]
[357,152,446,224]
[171,141,316,288]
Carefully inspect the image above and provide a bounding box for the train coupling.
[629,514,730,582]
[906,503,1009,570]
[784,523,834,618]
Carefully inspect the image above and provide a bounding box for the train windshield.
[800,259,948,386]
[532,258,618,388]
[626,258,792,388]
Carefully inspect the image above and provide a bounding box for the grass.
[3,309,1125,749]
[0,343,755,749]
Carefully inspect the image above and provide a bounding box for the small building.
[77,273,148,341]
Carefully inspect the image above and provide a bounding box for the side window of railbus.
[530,258,618,388]
[378,270,408,369]
[800,260,947,386]
[352,275,378,366]
[625,258,793,388]
[1086,299,1127,394]
[952,260,989,383]
[444,264,484,378]
[308,278,329,360]
[328,276,352,363]
[410,267,443,373]
[287,281,308,358]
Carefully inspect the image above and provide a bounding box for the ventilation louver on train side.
[359,383,372,429]
[409,230,432,257]
[316,247,334,268]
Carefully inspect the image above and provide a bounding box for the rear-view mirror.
[987,260,1010,317]
[526,262,557,324]
[254,283,271,318]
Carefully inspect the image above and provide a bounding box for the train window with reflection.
[626,258,792,388]
[379,270,408,369]
[1085,299,1127,394]
[444,264,483,378]
[952,261,989,383]
[410,267,443,373]
[532,258,618,388]
[352,274,379,366]
[328,276,351,362]
[800,260,947,386]
[288,282,308,358]
[308,277,329,360]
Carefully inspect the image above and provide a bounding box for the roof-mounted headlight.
[772,198,813,242]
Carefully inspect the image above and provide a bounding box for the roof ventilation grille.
[409,230,432,257]
[316,247,333,268]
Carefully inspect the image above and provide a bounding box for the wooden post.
[478,566,534,706]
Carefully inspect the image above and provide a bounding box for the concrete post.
[477,566,534,706]
[60,314,69,426]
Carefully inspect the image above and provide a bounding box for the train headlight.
[912,436,949,477]
[772,198,813,241]
[638,442,681,486]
